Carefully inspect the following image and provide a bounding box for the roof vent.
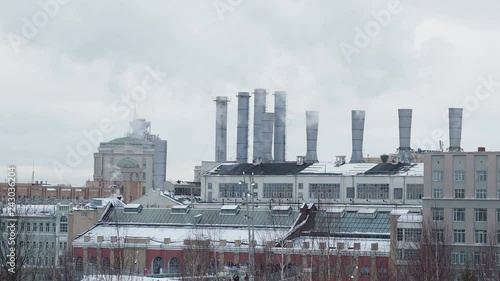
[124,204,143,214]
[326,207,345,218]
[380,154,389,163]
[390,154,400,165]
[171,205,191,214]
[296,156,306,165]
[220,205,240,215]
[335,156,346,167]
[253,157,263,166]
[272,205,292,216]
[478,147,486,152]
[357,208,377,219]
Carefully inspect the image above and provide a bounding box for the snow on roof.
[299,162,377,175]
[220,205,240,210]
[390,209,410,216]
[272,205,292,211]
[397,214,423,223]
[0,205,56,217]
[125,204,142,209]
[74,225,287,246]
[357,208,377,215]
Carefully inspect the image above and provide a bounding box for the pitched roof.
[206,162,313,176]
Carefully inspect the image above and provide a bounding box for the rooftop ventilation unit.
[272,205,293,216]
[296,156,306,166]
[357,208,377,219]
[124,204,143,214]
[171,205,191,215]
[220,205,240,215]
[335,156,346,166]
[326,207,345,218]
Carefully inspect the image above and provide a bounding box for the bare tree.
[396,219,454,281]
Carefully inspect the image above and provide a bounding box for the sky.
[1,0,500,186]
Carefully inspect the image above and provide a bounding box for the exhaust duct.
[305,111,319,163]
[214,96,229,162]
[253,89,267,161]
[236,92,250,163]
[448,108,463,152]
[350,110,365,163]
[274,91,287,163]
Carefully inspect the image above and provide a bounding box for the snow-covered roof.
[299,162,377,175]
[397,214,423,223]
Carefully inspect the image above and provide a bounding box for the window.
[452,251,466,265]
[309,183,340,199]
[475,209,487,222]
[433,171,444,181]
[218,183,247,198]
[497,230,500,244]
[405,229,421,242]
[51,242,54,249]
[46,242,49,249]
[26,223,31,232]
[497,209,500,222]
[378,268,388,277]
[475,189,487,199]
[360,267,369,276]
[394,188,403,200]
[397,229,403,241]
[454,189,465,199]
[33,223,37,232]
[207,183,212,190]
[252,183,258,189]
[64,242,67,249]
[433,229,444,243]
[45,223,50,232]
[169,257,180,274]
[263,183,293,198]
[60,216,68,233]
[39,242,43,248]
[432,188,443,198]
[497,171,500,181]
[356,183,389,199]
[432,208,444,221]
[39,223,43,231]
[454,229,465,243]
[406,184,423,200]
[298,183,303,190]
[475,230,487,244]
[453,208,465,222]
[298,192,303,199]
[454,171,465,181]
[476,170,487,181]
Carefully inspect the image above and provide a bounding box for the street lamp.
[240,173,256,281]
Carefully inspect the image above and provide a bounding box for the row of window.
[451,251,500,266]
[433,208,500,222]
[431,188,500,199]
[16,241,67,250]
[402,227,500,245]
[214,182,422,200]
[432,170,493,182]
[0,218,67,233]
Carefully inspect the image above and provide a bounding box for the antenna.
[32,161,35,184]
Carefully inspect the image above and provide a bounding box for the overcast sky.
[1,0,500,186]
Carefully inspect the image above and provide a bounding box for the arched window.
[153,257,163,274]
[169,257,180,274]
[102,257,111,274]
[59,216,68,233]
[75,257,83,272]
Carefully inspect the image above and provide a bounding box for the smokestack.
[398,109,412,150]
[305,111,319,163]
[253,89,267,161]
[214,96,230,162]
[261,112,274,162]
[274,91,287,163]
[236,92,250,164]
[350,110,365,163]
[448,108,463,152]
[153,139,167,190]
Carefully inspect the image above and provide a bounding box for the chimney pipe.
[236,92,250,163]
[398,109,412,150]
[274,91,287,163]
[305,111,319,163]
[448,108,463,152]
[261,112,274,162]
[214,96,229,162]
[253,89,267,161]
[350,110,365,163]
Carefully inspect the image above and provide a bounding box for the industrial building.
[93,117,168,191]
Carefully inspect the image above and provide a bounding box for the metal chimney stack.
[397,109,414,164]
[448,108,463,152]
[261,112,274,162]
[253,89,267,161]
[305,111,319,163]
[350,110,365,163]
[274,91,287,163]
[214,96,229,162]
[236,92,250,164]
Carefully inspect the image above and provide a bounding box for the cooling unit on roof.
[171,205,191,214]
[220,205,240,215]
[272,205,292,216]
